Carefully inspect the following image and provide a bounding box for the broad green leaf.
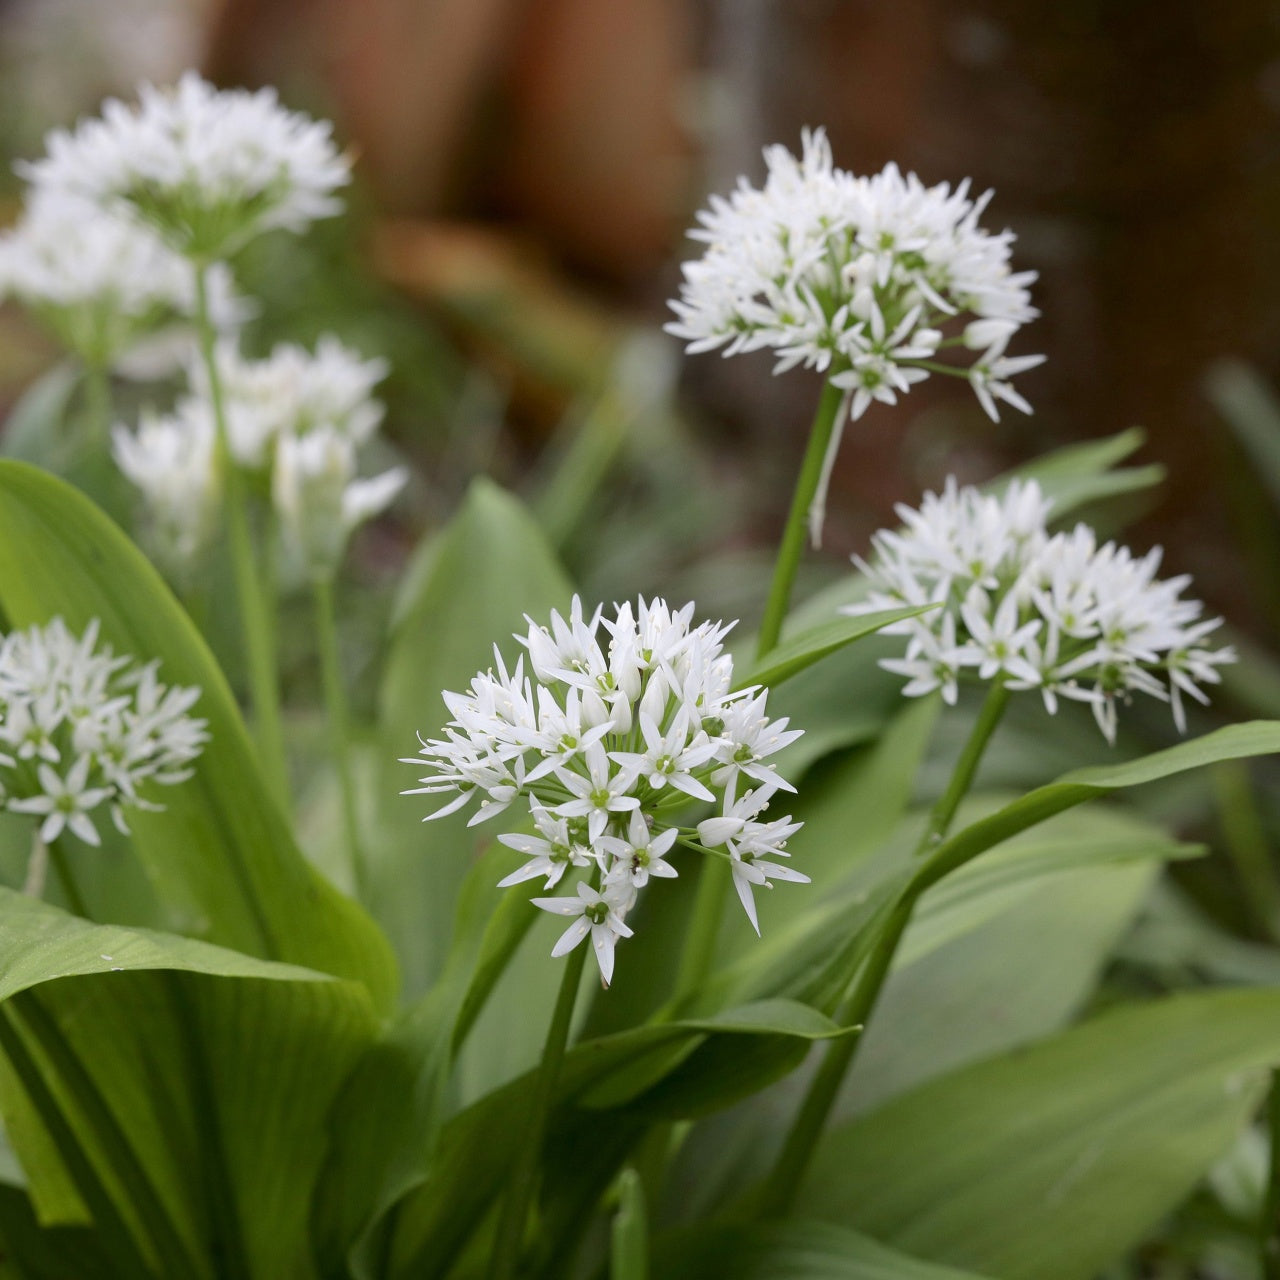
[902,801,1200,965]
[1001,426,1146,480]
[667,811,1182,1221]
[805,987,1280,1280]
[0,461,397,1009]
[656,1220,993,1280]
[1040,464,1165,523]
[0,891,379,1280]
[993,427,1157,520]
[1117,879,1280,988]
[374,477,574,998]
[385,999,848,1277]
[849,859,1158,1113]
[312,840,538,1278]
[737,606,937,691]
[915,721,1280,895]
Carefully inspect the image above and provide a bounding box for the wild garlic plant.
[17,71,352,806]
[2,75,1278,1280]
[758,478,1239,1212]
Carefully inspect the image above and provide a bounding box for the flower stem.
[761,682,1009,1214]
[82,359,112,453]
[488,931,590,1280]
[757,377,848,659]
[192,264,290,810]
[671,854,729,1008]
[48,839,90,918]
[312,573,366,899]
[22,832,48,898]
[913,682,1010,857]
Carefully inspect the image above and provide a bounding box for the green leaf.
[915,721,1280,894]
[0,363,80,468]
[805,987,1280,1280]
[311,840,538,1278]
[0,461,397,1009]
[0,1183,117,1280]
[738,606,938,691]
[902,801,1200,966]
[667,808,1186,1220]
[374,477,574,999]
[385,999,848,1277]
[656,1220,994,1280]
[0,890,379,1280]
[1002,426,1147,480]
[850,858,1159,1112]
[610,1168,648,1280]
[991,431,1164,523]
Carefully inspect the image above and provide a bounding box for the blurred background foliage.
[4,2,1280,1275]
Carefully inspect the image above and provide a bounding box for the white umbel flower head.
[667,128,1042,424]
[273,426,407,579]
[402,596,808,985]
[845,477,1236,741]
[19,71,350,260]
[112,332,399,582]
[111,403,221,572]
[0,190,244,368]
[198,336,389,469]
[0,618,208,847]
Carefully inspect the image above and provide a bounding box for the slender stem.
[672,378,848,1020]
[22,831,48,898]
[671,855,729,1009]
[488,926,591,1280]
[48,839,90,918]
[312,574,366,899]
[1264,1069,1280,1280]
[83,360,113,453]
[913,683,1010,858]
[757,378,849,659]
[761,682,1010,1214]
[192,265,289,809]
[760,894,913,1214]
[1212,761,1280,944]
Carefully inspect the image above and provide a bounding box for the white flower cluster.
[403,597,807,984]
[0,618,207,846]
[199,336,391,469]
[667,129,1042,422]
[112,336,406,578]
[19,71,350,260]
[846,479,1236,742]
[0,193,244,370]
